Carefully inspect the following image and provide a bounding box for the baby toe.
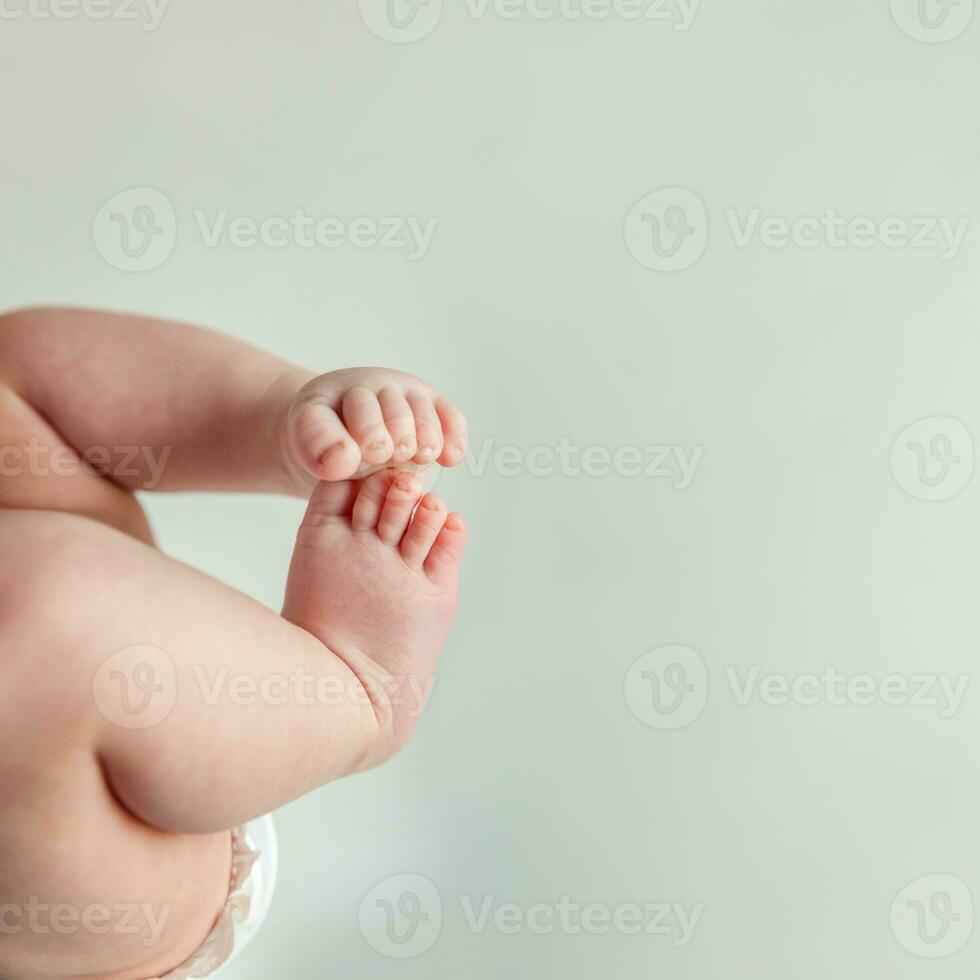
[423,513,468,587]
[377,471,425,545]
[406,390,444,466]
[399,493,447,566]
[343,386,394,466]
[289,400,362,481]
[435,397,468,467]
[379,386,418,463]
[351,470,397,532]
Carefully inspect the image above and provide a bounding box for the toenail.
[446,515,463,531]
[320,441,349,461]
[367,440,390,452]
[421,496,441,510]
[394,472,416,491]
[447,447,463,462]
[417,446,435,459]
[397,439,415,453]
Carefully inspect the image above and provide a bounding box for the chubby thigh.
[0,503,380,975]
[0,508,268,979]
[0,709,232,979]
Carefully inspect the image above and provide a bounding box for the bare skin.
[0,308,468,979]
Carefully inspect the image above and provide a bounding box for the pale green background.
[2,0,980,976]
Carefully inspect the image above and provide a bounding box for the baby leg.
[0,510,387,838]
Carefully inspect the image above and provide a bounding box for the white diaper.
[156,815,278,980]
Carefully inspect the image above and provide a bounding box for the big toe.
[289,400,362,481]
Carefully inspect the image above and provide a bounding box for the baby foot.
[282,470,468,761]
[282,368,468,490]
